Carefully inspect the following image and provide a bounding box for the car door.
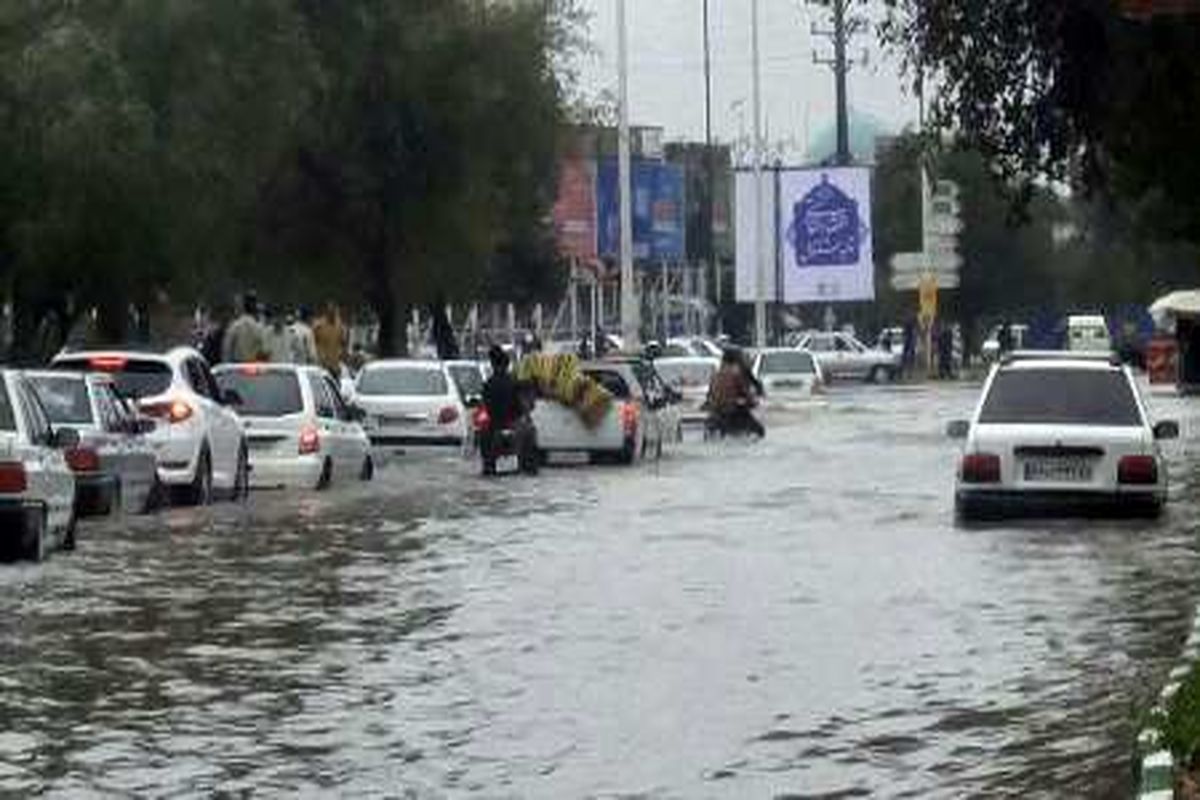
[90,381,132,504]
[99,383,155,511]
[323,373,364,472]
[307,373,345,474]
[14,378,73,533]
[188,358,241,484]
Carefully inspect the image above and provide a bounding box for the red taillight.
[142,399,194,424]
[961,453,1001,484]
[472,406,491,432]
[0,462,27,493]
[65,447,101,473]
[438,406,460,425]
[239,364,264,376]
[620,402,640,436]
[1119,455,1158,485]
[298,425,320,455]
[89,356,127,372]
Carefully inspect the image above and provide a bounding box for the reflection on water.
[0,385,1196,797]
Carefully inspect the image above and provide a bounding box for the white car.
[52,348,247,506]
[654,357,719,424]
[949,352,1177,519]
[792,331,900,382]
[26,371,160,516]
[662,337,723,359]
[752,348,825,397]
[354,360,471,449]
[214,364,373,490]
[1067,314,1112,353]
[0,370,77,561]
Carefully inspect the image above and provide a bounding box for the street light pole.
[703,0,721,334]
[617,0,639,350]
[751,0,767,347]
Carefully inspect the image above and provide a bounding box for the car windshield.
[27,376,93,425]
[55,357,172,400]
[584,369,630,399]
[760,352,816,375]
[979,368,1143,426]
[358,367,448,397]
[215,370,304,416]
[656,362,715,388]
[447,365,484,398]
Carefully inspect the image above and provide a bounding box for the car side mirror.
[1154,420,1180,441]
[946,420,971,439]
[221,389,243,408]
[52,427,80,450]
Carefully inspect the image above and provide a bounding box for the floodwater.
[2,384,1199,798]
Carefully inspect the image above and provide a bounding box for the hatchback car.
[26,371,160,516]
[354,360,471,449]
[948,353,1177,519]
[0,370,77,561]
[52,348,247,505]
[752,348,824,397]
[215,364,373,490]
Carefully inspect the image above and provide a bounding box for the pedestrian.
[287,305,318,365]
[998,320,1014,355]
[880,328,894,354]
[200,301,230,366]
[262,307,292,363]
[902,320,917,377]
[937,321,954,379]
[222,291,267,364]
[313,302,346,376]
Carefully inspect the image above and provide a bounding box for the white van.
[1067,315,1112,353]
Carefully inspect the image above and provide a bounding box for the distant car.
[26,371,160,516]
[354,360,471,449]
[654,357,719,424]
[51,348,247,506]
[948,352,1176,519]
[215,364,373,490]
[1067,314,1112,353]
[0,370,77,562]
[664,337,723,359]
[752,348,824,397]
[875,327,905,354]
[792,331,900,382]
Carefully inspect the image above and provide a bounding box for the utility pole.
[751,0,767,348]
[812,0,866,166]
[617,0,639,350]
[703,0,721,333]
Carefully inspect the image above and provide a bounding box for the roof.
[362,359,444,371]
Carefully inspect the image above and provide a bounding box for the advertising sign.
[734,171,777,302]
[552,157,597,261]
[597,159,686,262]
[778,167,875,303]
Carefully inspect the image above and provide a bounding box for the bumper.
[956,488,1165,519]
[74,473,120,517]
[369,434,463,448]
[149,435,200,487]
[248,454,324,490]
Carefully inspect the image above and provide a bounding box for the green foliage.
[1165,662,1200,764]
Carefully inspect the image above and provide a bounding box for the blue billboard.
[597,159,686,262]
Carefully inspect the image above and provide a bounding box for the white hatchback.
[949,353,1177,519]
[354,360,470,450]
[215,364,373,490]
[0,370,77,561]
[752,348,825,398]
[52,348,247,505]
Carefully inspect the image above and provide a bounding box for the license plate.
[1024,458,1092,483]
[382,415,424,427]
[497,455,519,472]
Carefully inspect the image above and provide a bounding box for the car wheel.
[869,366,890,384]
[144,475,165,514]
[61,509,77,552]
[316,458,333,491]
[359,455,375,482]
[232,446,250,501]
[22,508,46,562]
[178,448,212,507]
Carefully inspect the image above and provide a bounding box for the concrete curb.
[1134,612,1200,798]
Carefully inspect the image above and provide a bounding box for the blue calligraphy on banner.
[597,159,686,262]
[786,173,864,268]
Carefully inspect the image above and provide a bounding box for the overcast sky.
[574,0,919,162]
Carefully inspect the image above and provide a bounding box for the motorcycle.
[704,397,765,440]
[472,404,539,476]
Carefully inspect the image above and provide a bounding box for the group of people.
[197,293,353,375]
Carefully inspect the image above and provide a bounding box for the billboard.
[778,167,874,303]
[553,157,597,261]
[734,171,777,302]
[597,159,687,262]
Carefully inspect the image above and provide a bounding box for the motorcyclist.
[706,347,765,438]
[479,345,537,475]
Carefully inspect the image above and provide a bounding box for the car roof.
[655,356,718,365]
[53,347,201,366]
[363,359,444,371]
[999,358,1122,372]
[213,362,311,374]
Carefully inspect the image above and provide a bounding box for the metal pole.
[834,0,851,166]
[751,0,767,347]
[703,0,721,334]
[617,0,639,351]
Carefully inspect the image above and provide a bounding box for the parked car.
[654,357,719,424]
[215,364,373,490]
[26,371,160,516]
[51,348,247,506]
[948,352,1176,519]
[752,348,824,397]
[0,370,77,561]
[791,331,900,382]
[980,323,1029,362]
[354,360,471,449]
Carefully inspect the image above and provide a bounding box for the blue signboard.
[597,159,686,262]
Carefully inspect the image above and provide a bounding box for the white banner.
[778,167,875,303]
[734,171,777,302]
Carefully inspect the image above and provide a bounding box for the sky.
[574,0,920,164]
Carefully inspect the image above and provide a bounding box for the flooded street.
[3,383,1199,798]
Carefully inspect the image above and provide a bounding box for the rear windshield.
[27,376,93,424]
[656,362,715,388]
[447,365,484,398]
[585,369,630,399]
[760,352,816,375]
[55,357,172,400]
[215,370,303,416]
[979,368,1142,426]
[357,367,448,397]
[0,382,15,431]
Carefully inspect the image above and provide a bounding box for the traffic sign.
[891,250,962,275]
[891,271,960,291]
[890,252,927,274]
[926,215,964,236]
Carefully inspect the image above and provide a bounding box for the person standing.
[288,305,318,365]
[313,302,346,376]
[222,292,267,364]
[902,320,917,378]
[262,307,292,363]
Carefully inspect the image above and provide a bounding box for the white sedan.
[353,360,471,450]
[752,349,824,398]
[215,364,373,490]
[949,353,1177,519]
[792,331,900,382]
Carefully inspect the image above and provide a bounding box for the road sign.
[891,250,962,275]
[933,180,959,198]
[926,215,964,236]
[891,271,960,291]
[890,252,927,274]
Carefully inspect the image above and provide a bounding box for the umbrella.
[1150,290,1200,327]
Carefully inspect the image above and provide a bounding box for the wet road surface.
[2,383,1199,798]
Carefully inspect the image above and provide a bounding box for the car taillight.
[89,356,128,372]
[961,453,1001,484]
[473,406,491,432]
[438,406,460,425]
[298,425,320,455]
[0,462,26,493]
[1119,455,1158,485]
[620,402,640,436]
[65,447,101,473]
[142,399,194,424]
